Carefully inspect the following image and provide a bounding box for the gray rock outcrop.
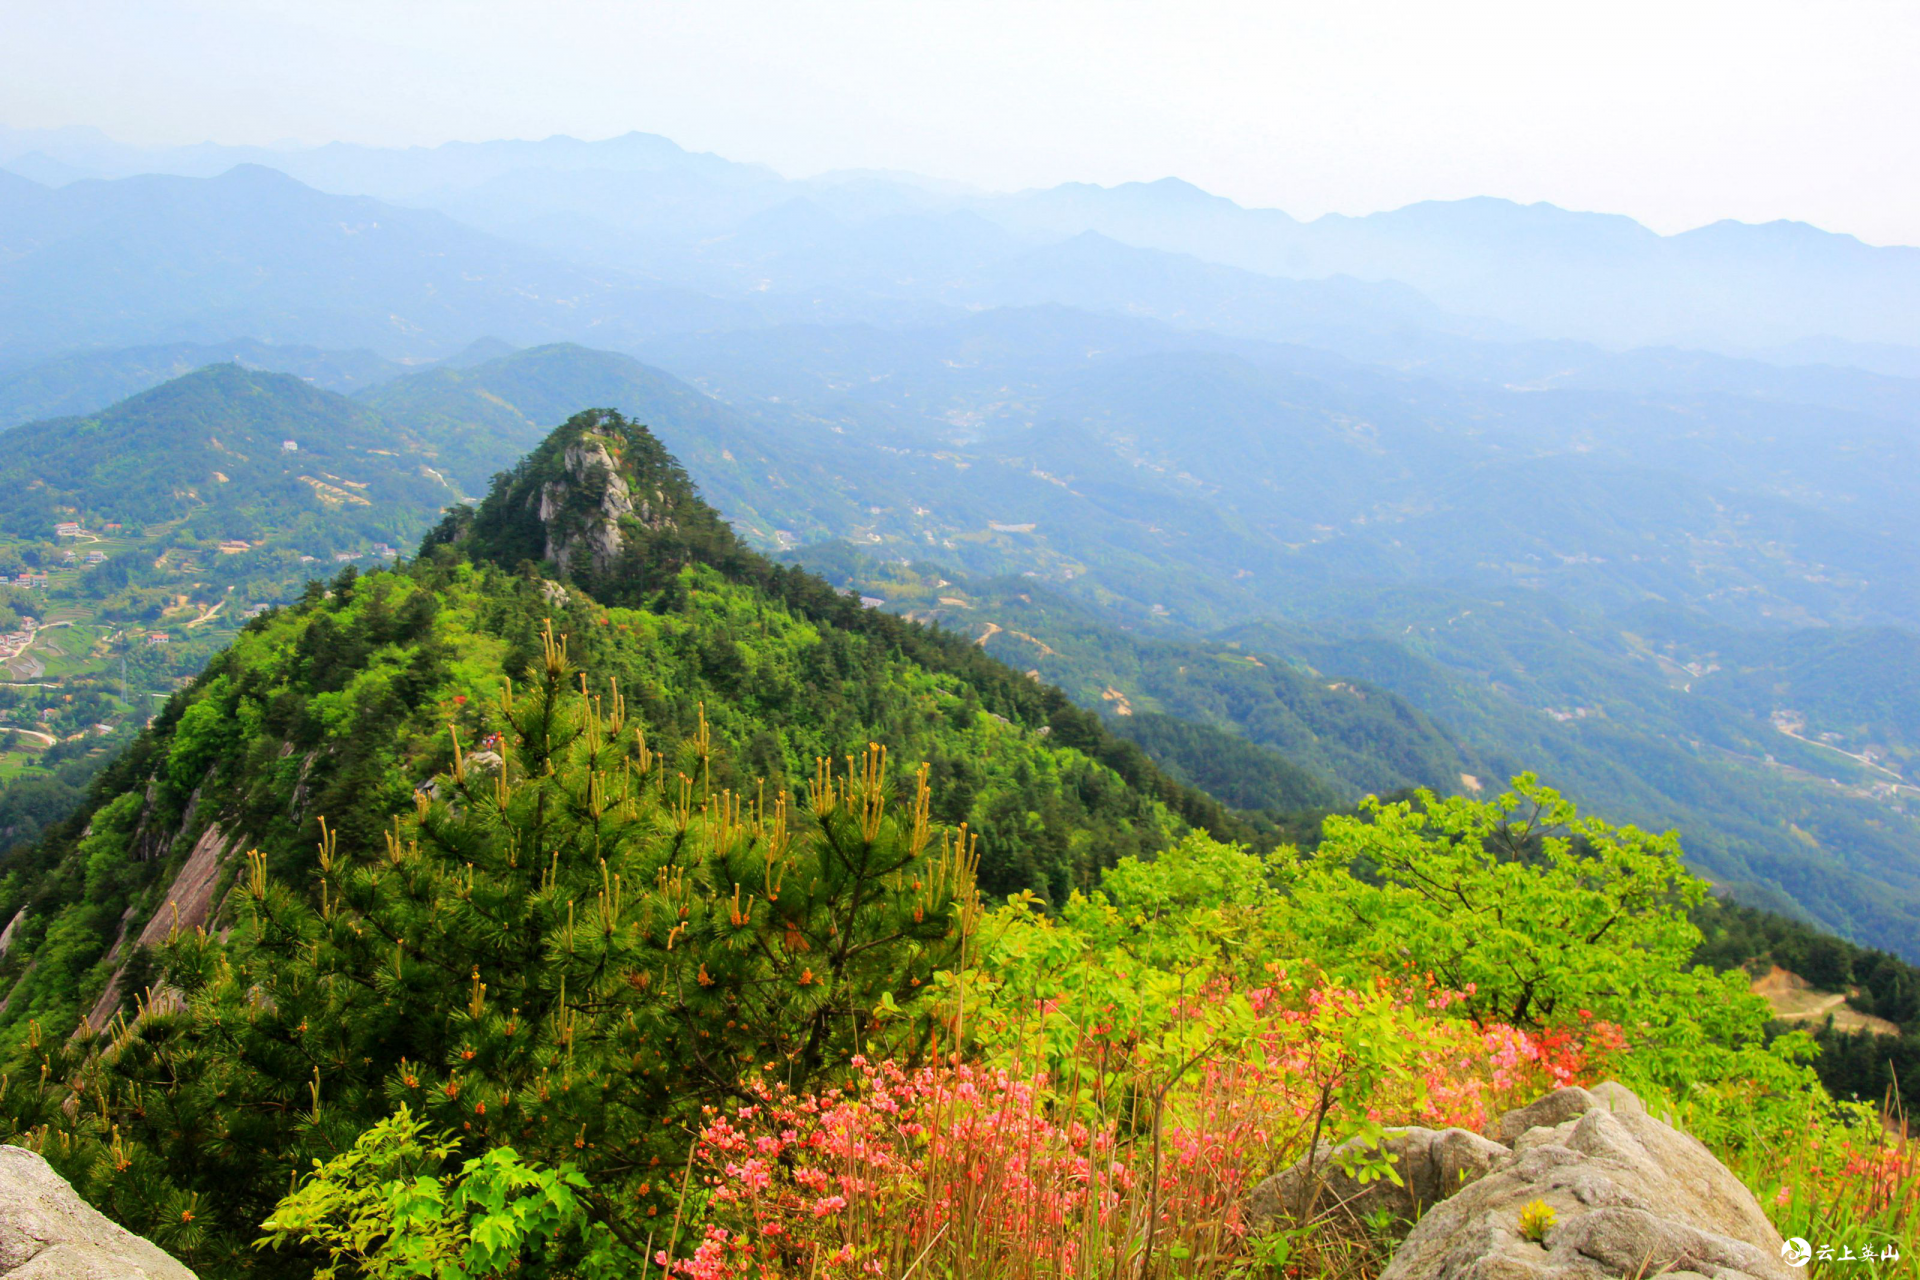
[1487,1081,1645,1144]
[1381,1084,1791,1280]
[0,1145,197,1279]
[540,432,635,578]
[1249,1126,1509,1226]
[0,907,25,963]
[1247,1083,1790,1279]
[461,749,504,776]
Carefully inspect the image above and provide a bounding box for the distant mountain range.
[0,165,760,363]
[989,180,1920,354]
[5,125,1918,361]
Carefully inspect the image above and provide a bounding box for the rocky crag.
[1253,1083,1793,1280]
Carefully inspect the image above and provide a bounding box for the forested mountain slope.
[0,407,1247,1069]
[1,406,1917,1275]
[0,364,459,543]
[798,538,1920,958]
[791,542,1476,807]
[5,331,1917,961]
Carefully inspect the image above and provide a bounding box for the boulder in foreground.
[1383,1084,1790,1280]
[0,1145,197,1279]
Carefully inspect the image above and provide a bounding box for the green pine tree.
[4,621,979,1275]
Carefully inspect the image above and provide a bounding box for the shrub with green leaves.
[1285,775,1815,1105]
[259,1104,613,1280]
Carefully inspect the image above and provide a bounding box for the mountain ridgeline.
[450,407,1260,857]
[6,137,1920,359]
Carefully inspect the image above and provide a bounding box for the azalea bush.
[953,818,1670,1144]
[664,974,1630,1280]
[648,782,1828,1280]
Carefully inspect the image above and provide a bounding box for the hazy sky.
[5,0,1917,244]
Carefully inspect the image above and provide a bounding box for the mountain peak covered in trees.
[455,408,733,591]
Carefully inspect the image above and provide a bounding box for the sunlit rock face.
[0,1144,199,1279]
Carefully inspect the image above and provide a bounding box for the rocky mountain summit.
[452,406,735,600]
[1254,1083,1793,1280]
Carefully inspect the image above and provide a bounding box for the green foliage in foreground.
[974,785,1813,1124]
[2,673,1828,1277]
[1301,789,1816,1129]
[259,1107,610,1280]
[1307,781,1705,1013]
